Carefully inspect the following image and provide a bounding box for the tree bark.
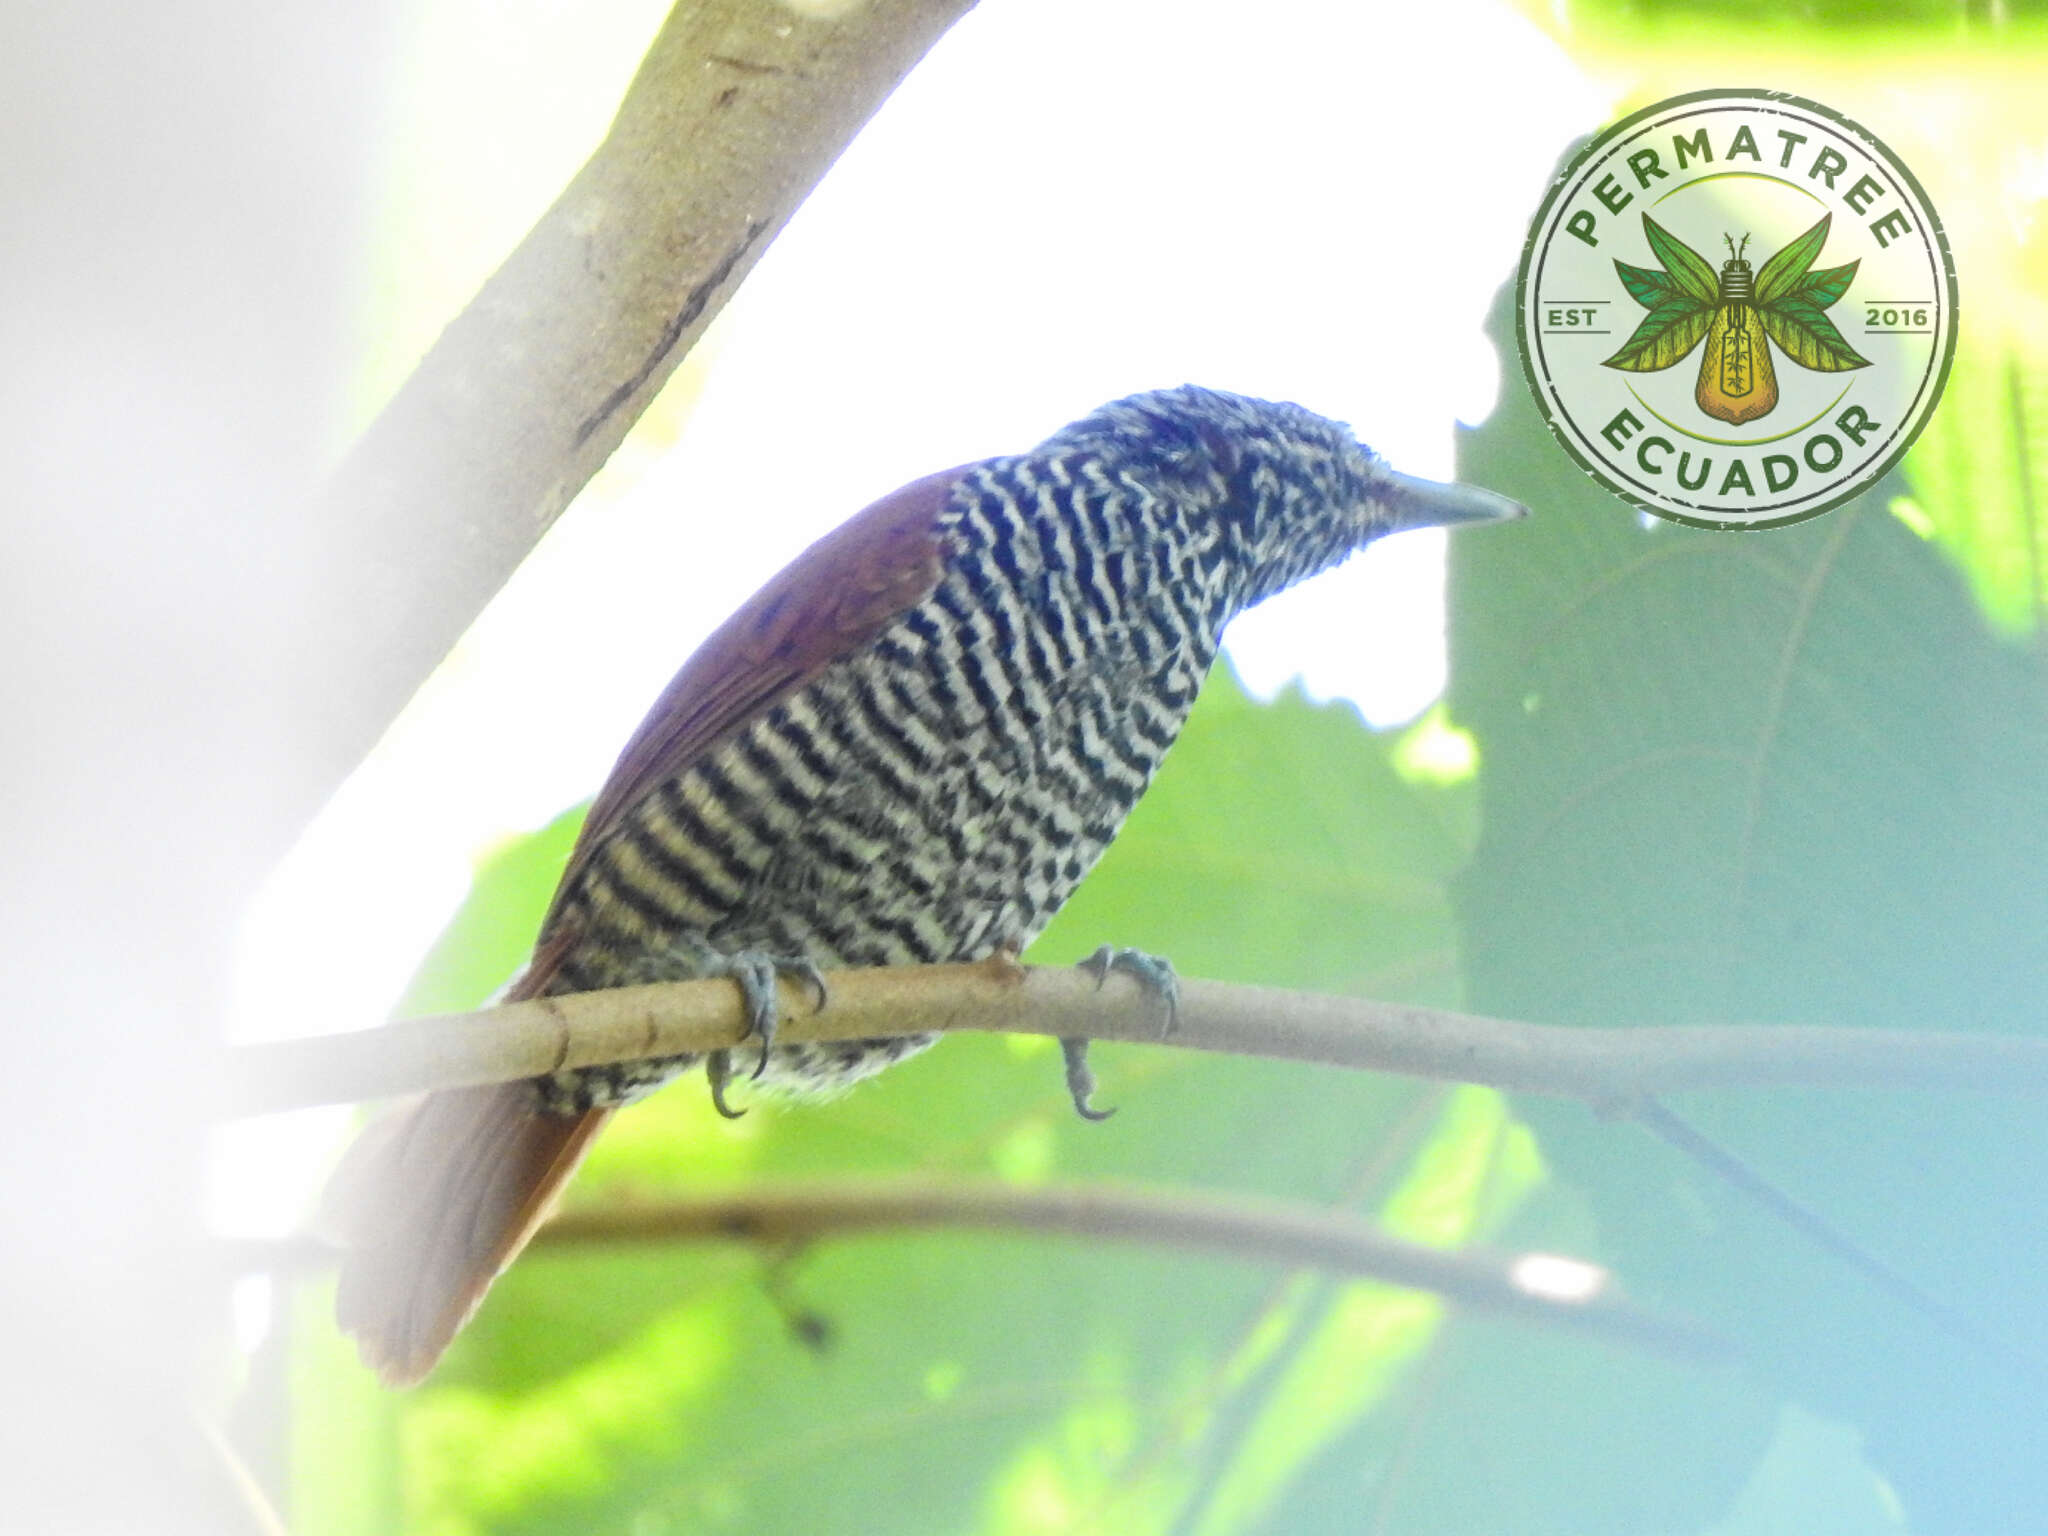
[292,0,978,829]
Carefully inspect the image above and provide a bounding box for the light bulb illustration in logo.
[1602,212,1871,426]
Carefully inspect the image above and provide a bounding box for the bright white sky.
[217,0,1607,1239]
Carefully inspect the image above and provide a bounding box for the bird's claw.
[706,950,830,1113]
[705,1049,747,1120]
[1060,1037,1115,1122]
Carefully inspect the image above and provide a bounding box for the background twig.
[532,1177,1730,1361]
[221,1177,1726,1363]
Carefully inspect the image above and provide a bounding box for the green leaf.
[1601,296,1712,372]
[1761,299,1872,371]
[1754,213,1833,304]
[1784,259,1859,310]
[1613,258,1679,308]
[1641,214,1719,303]
[1455,276,2048,1531]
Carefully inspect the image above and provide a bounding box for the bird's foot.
[1079,944,1179,1036]
[1058,946,1178,1122]
[701,950,830,1118]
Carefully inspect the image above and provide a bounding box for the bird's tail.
[323,1084,611,1385]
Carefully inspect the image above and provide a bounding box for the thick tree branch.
[292,0,977,807]
[531,1177,1730,1361]
[221,961,2048,1117]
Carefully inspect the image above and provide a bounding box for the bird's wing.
[531,462,971,953]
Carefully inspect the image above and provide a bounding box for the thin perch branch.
[219,960,2048,1117]
[531,1177,1730,1361]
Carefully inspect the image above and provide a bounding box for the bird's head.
[1045,385,1526,610]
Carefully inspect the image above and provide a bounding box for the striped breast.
[536,449,1232,1110]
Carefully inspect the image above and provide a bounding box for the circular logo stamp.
[1517,89,1957,529]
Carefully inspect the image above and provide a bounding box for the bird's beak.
[1381,471,1528,533]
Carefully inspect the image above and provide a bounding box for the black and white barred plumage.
[541,387,1444,1109]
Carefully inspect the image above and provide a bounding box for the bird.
[323,385,1526,1384]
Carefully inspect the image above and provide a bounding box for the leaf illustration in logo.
[1603,224,1717,373]
[1761,298,1872,372]
[1787,260,1859,309]
[1754,214,1834,304]
[1603,297,1715,372]
[1642,215,1720,304]
[1614,259,1683,308]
